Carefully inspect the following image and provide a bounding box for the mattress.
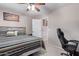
[0,35,41,48]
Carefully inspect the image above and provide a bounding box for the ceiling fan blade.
[30,3,45,5]
[35,7,40,12]
[38,3,45,5]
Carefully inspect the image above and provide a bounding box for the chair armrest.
[68,42,77,46]
[64,43,78,51]
[65,42,78,47]
[65,44,76,47]
[69,40,79,43]
[65,42,78,51]
[68,40,79,46]
[68,40,79,50]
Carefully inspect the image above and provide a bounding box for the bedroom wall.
[26,17,32,34]
[0,10,32,34]
[0,11,27,27]
[48,4,79,47]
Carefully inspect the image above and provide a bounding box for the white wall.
[26,17,32,34]
[0,10,27,27]
[0,10,32,34]
[48,4,79,47]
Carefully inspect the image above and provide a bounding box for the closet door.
[32,19,42,38]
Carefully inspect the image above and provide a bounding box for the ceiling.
[0,3,68,18]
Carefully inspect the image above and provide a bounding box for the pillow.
[14,31,18,36]
[6,31,18,37]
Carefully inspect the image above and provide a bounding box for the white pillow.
[7,31,18,36]
[14,31,18,36]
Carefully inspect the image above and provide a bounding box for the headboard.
[0,26,26,36]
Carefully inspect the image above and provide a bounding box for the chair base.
[61,52,76,56]
[61,53,69,56]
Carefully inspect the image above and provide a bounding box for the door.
[32,19,42,37]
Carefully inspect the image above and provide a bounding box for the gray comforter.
[0,35,41,48]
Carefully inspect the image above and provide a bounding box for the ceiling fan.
[18,3,45,12]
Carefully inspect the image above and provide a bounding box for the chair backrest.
[57,28,68,48]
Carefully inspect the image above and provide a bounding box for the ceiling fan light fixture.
[27,4,31,10]
[35,7,40,12]
[18,3,45,12]
[31,5,35,11]
[27,4,38,12]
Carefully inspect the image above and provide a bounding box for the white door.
[32,19,42,37]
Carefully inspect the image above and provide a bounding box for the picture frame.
[43,19,48,26]
[3,12,19,22]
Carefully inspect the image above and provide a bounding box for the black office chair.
[57,28,79,56]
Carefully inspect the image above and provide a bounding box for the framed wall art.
[3,12,19,22]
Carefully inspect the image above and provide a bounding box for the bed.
[0,27,42,56]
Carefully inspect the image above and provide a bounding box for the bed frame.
[0,26,42,56]
[0,40,41,56]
